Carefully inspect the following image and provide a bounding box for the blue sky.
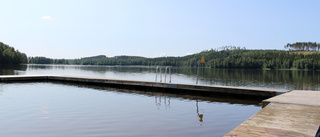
[0,0,319,59]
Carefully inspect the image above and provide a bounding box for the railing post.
[156,66,171,83]
[169,67,171,83]
[196,62,200,84]
[155,66,159,82]
[159,67,162,82]
[165,67,168,82]
[196,56,205,84]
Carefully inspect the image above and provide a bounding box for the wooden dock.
[224,90,320,137]
[0,75,289,98]
[2,75,319,136]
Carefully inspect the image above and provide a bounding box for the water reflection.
[196,100,204,123]
[2,64,319,90]
[26,64,154,74]
[48,81,263,106]
[40,105,50,120]
[0,82,261,137]
[0,65,27,75]
[155,95,171,109]
[178,68,320,90]
[0,84,3,96]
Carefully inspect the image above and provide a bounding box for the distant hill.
[114,55,146,59]
[81,55,107,60]
[68,46,320,70]
[0,42,28,65]
[80,55,146,60]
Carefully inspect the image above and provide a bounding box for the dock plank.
[225,90,320,137]
[263,90,320,107]
[225,103,320,137]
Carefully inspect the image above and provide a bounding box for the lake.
[1,64,319,90]
[0,64,318,136]
[0,82,260,137]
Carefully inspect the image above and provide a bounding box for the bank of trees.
[285,42,320,51]
[201,48,320,70]
[27,44,320,70]
[41,47,319,70]
[0,42,28,65]
[3,39,318,70]
[28,56,69,64]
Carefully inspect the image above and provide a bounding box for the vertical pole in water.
[196,56,205,85]
[196,63,200,84]
[160,67,162,82]
[169,67,171,83]
[165,67,169,83]
[155,66,159,82]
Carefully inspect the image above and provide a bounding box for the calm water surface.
[1,64,319,90]
[0,64,318,136]
[0,82,260,137]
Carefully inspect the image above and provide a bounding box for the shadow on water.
[5,80,262,106]
[0,65,27,75]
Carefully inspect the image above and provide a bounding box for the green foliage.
[27,45,320,70]
[0,42,28,65]
[28,57,69,64]
[285,42,320,51]
[72,55,148,65]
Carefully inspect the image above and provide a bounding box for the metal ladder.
[155,66,171,83]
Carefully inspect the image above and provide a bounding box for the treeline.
[73,45,320,70]
[0,42,28,65]
[285,42,320,51]
[28,56,69,64]
[28,45,320,70]
[72,55,149,65]
[197,47,320,70]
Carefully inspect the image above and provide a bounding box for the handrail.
[165,66,171,83]
[155,66,171,83]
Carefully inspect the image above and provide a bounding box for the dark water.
[0,82,260,137]
[1,64,319,90]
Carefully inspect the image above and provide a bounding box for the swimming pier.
[0,75,288,98]
[225,90,320,137]
[1,75,319,136]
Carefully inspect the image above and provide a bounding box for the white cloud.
[154,53,167,58]
[41,16,53,20]
[186,52,194,56]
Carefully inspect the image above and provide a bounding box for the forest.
[28,42,320,70]
[2,40,319,70]
[28,56,69,64]
[0,42,28,65]
[285,42,320,51]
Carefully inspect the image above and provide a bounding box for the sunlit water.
[0,82,260,137]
